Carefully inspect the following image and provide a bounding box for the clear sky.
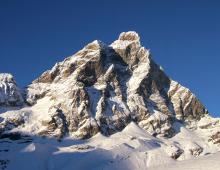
[0,0,219,117]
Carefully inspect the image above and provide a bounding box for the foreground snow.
[149,152,220,170]
[0,122,219,170]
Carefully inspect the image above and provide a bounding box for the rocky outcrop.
[22,31,208,139]
[165,145,184,159]
[0,73,24,106]
[39,106,68,139]
[209,132,220,144]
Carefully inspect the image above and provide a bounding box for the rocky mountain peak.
[0,73,24,106]
[118,31,140,41]
[16,31,207,139]
[110,31,143,68]
[0,73,15,83]
[84,40,106,50]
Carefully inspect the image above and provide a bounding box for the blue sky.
[0,0,219,117]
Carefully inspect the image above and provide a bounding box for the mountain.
[0,73,23,107]
[25,31,207,138]
[0,31,219,170]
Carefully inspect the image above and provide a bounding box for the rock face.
[24,31,208,138]
[0,73,24,106]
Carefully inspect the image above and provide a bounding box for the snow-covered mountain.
[0,73,23,107]
[0,31,219,170]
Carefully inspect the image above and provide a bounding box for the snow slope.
[149,152,220,170]
[0,122,219,170]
